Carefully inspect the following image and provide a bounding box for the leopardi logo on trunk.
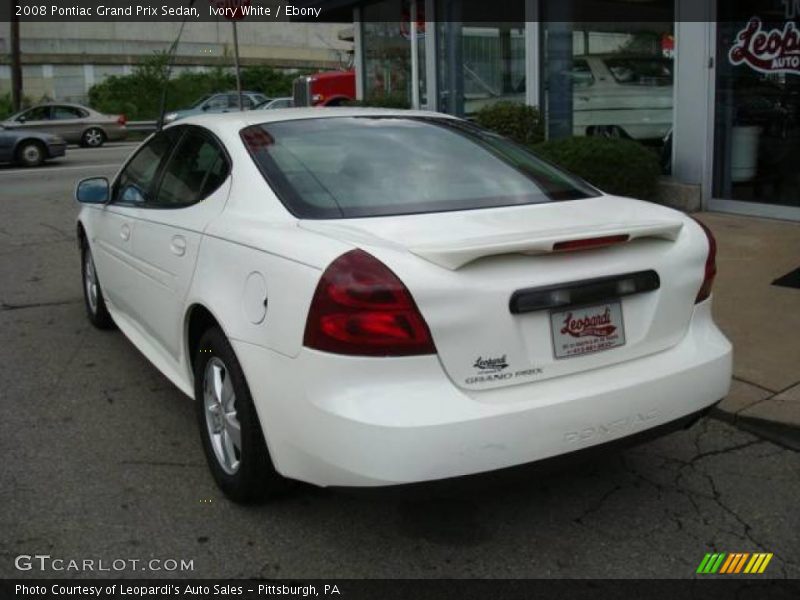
[696,552,773,574]
[473,354,509,373]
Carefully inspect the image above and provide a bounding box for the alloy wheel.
[22,144,43,166]
[203,357,242,475]
[84,249,98,314]
[84,129,103,147]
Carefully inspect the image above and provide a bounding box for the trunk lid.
[300,196,707,392]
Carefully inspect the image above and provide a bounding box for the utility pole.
[10,6,23,111]
[232,21,243,111]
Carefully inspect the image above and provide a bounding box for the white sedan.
[75,108,732,502]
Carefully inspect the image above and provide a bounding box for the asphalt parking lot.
[1,145,799,580]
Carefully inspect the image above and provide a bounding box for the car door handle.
[120,224,130,241]
[170,235,187,257]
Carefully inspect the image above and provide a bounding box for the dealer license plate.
[550,301,626,359]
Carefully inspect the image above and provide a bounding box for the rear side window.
[241,116,598,219]
[571,60,595,88]
[52,106,85,120]
[205,95,229,110]
[114,130,178,205]
[605,58,672,86]
[154,130,229,207]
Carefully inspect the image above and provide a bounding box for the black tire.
[81,241,115,329]
[16,140,46,167]
[194,326,289,503]
[81,127,106,148]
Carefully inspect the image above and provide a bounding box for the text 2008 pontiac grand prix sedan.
[74,108,732,502]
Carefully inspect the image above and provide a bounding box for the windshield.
[605,58,673,87]
[190,94,214,109]
[241,117,598,219]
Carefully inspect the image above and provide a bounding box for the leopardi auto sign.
[729,17,800,75]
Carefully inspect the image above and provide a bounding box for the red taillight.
[553,234,630,252]
[117,114,127,126]
[304,249,436,356]
[693,218,717,303]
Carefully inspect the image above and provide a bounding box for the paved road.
[1,147,798,580]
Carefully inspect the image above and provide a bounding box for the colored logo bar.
[696,553,773,574]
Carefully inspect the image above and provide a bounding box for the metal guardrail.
[127,120,158,133]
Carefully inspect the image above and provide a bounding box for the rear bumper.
[105,126,127,141]
[234,301,732,487]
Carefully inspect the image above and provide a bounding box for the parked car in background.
[0,124,66,167]
[461,54,673,141]
[256,97,294,110]
[2,103,126,148]
[570,55,673,141]
[163,91,270,123]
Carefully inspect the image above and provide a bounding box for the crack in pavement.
[573,480,623,525]
[1,299,81,311]
[570,421,794,577]
[38,222,74,241]
[120,460,203,468]
[672,425,791,577]
[0,237,76,255]
[685,439,766,465]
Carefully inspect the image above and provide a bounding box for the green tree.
[88,52,301,120]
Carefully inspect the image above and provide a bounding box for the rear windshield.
[241,116,599,219]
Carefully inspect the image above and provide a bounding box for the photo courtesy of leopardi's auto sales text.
[1,0,799,598]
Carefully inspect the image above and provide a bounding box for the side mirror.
[75,177,110,204]
[17,116,27,123]
[202,105,210,111]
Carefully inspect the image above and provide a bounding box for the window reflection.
[362,0,425,107]
[436,20,526,117]
[542,12,675,171]
[713,4,800,209]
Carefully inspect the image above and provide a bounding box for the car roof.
[28,102,94,109]
[171,107,457,132]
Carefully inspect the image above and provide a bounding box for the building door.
[709,1,800,220]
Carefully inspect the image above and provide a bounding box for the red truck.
[293,69,356,107]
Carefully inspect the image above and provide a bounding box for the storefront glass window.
[713,3,800,209]
[541,1,674,170]
[362,0,425,107]
[436,0,525,116]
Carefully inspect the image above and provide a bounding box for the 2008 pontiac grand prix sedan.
[74,108,732,502]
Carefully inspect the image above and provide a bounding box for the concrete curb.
[711,408,800,452]
[709,407,800,452]
[711,378,800,451]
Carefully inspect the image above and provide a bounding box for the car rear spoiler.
[408,220,684,270]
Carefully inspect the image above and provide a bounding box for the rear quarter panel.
[184,234,323,364]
